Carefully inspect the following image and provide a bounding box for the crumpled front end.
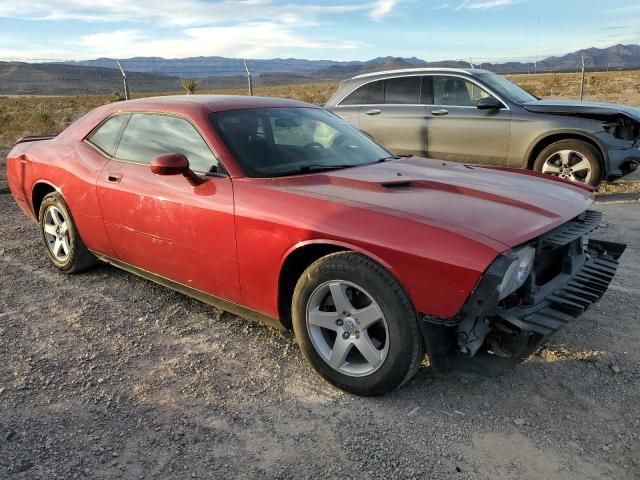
[422,210,626,377]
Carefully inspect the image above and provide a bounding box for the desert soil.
[1,151,639,480]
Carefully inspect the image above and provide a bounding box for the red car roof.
[118,95,316,113]
[59,95,320,142]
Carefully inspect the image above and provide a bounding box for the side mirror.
[150,153,189,175]
[477,97,504,110]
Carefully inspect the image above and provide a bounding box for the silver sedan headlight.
[497,246,536,299]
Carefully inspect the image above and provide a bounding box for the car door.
[356,76,427,156]
[95,112,241,304]
[424,75,511,165]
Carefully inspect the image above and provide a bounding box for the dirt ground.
[1,150,639,480]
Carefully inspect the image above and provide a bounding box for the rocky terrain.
[0,151,639,479]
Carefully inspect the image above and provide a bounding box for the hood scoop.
[381,180,415,190]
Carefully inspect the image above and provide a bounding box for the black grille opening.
[534,245,567,286]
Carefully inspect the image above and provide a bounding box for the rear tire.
[533,139,602,186]
[292,252,424,396]
[39,192,96,273]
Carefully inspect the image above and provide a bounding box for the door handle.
[431,109,449,116]
[365,109,381,116]
[107,172,123,183]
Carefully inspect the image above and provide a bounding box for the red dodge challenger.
[6,95,626,395]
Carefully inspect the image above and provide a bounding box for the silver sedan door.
[424,75,511,165]
[357,76,427,157]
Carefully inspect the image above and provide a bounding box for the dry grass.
[0,94,116,142]
[1,72,639,145]
[0,83,339,144]
[507,70,640,106]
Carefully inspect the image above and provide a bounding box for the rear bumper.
[421,211,626,377]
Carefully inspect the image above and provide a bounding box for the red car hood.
[270,157,594,249]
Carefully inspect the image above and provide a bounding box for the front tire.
[533,139,602,186]
[39,192,96,273]
[292,252,424,396]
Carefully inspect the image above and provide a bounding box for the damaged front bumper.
[605,145,640,180]
[422,210,626,377]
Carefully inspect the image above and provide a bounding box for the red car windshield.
[209,107,394,177]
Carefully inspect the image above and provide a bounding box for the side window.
[88,115,129,156]
[340,80,384,105]
[432,76,491,107]
[384,76,421,104]
[116,114,219,174]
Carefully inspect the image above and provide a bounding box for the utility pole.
[580,55,586,101]
[116,59,130,100]
[243,59,253,96]
[534,16,540,73]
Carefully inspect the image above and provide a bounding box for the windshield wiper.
[272,164,360,177]
[376,156,399,162]
[299,164,361,173]
[272,158,399,177]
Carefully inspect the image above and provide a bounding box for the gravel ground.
[1,154,640,480]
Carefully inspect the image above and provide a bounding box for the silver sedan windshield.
[475,72,537,104]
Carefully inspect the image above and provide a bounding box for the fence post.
[579,55,585,101]
[243,59,253,96]
[116,59,130,100]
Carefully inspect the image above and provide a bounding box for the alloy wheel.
[43,206,71,262]
[305,280,389,377]
[541,149,593,183]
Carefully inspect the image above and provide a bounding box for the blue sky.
[0,0,638,61]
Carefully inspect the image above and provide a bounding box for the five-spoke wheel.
[292,252,424,396]
[534,139,602,186]
[306,280,389,377]
[541,150,593,183]
[43,205,71,262]
[38,192,96,273]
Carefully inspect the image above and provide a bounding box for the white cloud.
[0,0,368,27]
[455,0,518,10]
[0,1,375,60]
[78,24,364,59]
[369,0,400,21]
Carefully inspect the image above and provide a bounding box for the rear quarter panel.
[6,138,114,256]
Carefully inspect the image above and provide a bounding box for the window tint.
[210,107,393,178]
[88,115,129,156]
[116,114,219,174]
[269,113,340,148]
[340,80,384,105]
[384,76,421,104]
[432,76,490,107]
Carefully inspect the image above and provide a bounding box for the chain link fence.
[1,54,639,101]
[1,54,640,162]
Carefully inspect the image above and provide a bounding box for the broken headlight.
[497,246,536,299]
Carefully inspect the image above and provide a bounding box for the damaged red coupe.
[6,96,626,395]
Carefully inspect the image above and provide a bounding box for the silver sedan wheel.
[541,150,593,183]
[306,280,389,377]
[43,206,71,262]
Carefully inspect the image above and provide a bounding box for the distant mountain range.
[1,44,638,95]
[67,56,429,78]
[66,44,640,77]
